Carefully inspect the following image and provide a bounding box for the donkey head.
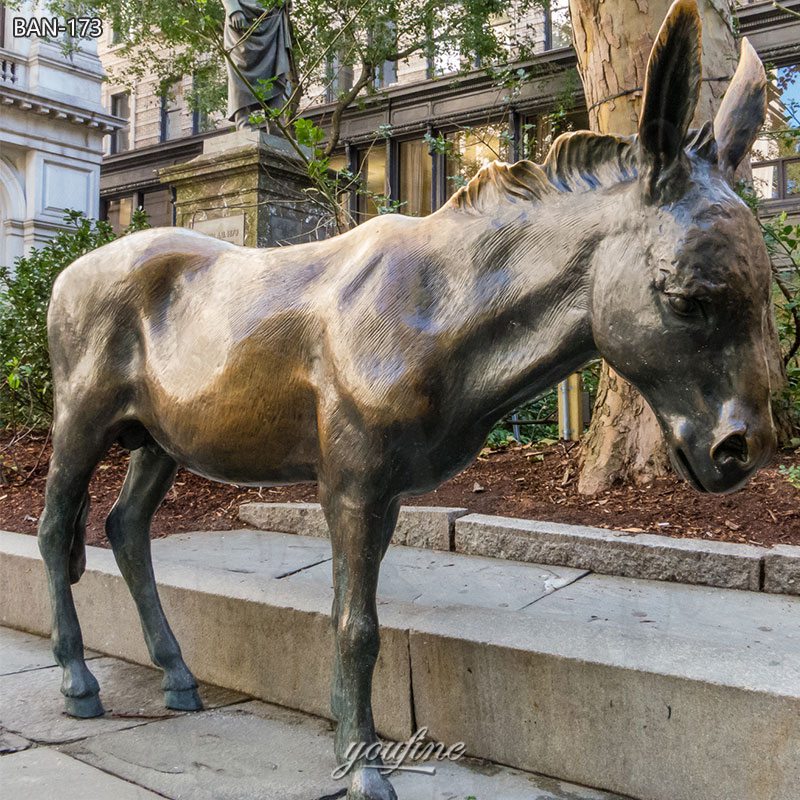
[590,0,775,493]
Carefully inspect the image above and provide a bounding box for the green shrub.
[0,209,149,430]
[488,361,600,447]
[759,211,800,438]
[779,464,800,490]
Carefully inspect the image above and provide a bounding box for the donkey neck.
[424,188,619,422]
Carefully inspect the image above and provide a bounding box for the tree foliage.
[44,0,540,150]
[0,210,149,430]
[32,0,541,229]
[760,211,800,439]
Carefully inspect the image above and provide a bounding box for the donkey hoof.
[64,693,104,718]
[164,687,203,711]
[347,768,397,800]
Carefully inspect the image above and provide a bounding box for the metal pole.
[511,411,522,442]
[558,374,584,441]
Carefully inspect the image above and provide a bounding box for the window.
[430,39,460,78]
[325,53,354,103]
[426,7,507,77]
[0,4,6,49]
[523,108,589,162]
[106,196,134,233]
[328,152,355,220]
[374,58,397,89]
[368,19,398,89]
[109,92,130,154]
[446,124,510,197]
[752,65,800,203]
[544,0,571,51]
[357,144,387,219]
[160,80,183,142]
[142,189,173,227]
[399,139,432,216]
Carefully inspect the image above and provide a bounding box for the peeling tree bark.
[568,0,741,494]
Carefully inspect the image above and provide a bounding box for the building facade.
[96,0,799,231]
[0,1,121,268]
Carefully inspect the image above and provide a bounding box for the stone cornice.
[102,130,223,175]
[300,48,579,144]
[0,84,123,130]
[737,0,800,32]
[159,141,307,188]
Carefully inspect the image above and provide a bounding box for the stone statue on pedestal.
[223,0,292,130]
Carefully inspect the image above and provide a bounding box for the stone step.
[239,502,797,593]
[0,627,624,800]
[1,528,799,800]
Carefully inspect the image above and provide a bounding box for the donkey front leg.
[322,486,399,800]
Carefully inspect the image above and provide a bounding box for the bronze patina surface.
[38,2,774,797]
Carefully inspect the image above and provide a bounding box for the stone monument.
[159,0,324,247]
[159,129,327,248]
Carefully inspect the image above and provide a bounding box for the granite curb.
[239,502,798,594]
[239,501,468,551]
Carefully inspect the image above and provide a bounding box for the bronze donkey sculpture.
[40,1,773,797]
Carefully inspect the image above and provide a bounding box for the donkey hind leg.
[38,433,109,718]
[105,442,202,711]
[67,492,89,585]
[323,488,400,800]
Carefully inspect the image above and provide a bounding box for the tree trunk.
[568,0,744,494]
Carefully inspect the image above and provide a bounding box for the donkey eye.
[667,295,698,316]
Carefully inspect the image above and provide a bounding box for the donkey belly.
[143,386,320,485]
[138,340,321,486]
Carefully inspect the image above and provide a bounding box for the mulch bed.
[1,430,798,549]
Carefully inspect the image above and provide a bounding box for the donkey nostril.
[712,433,749,465]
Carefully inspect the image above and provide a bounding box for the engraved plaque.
[193,214,245,245]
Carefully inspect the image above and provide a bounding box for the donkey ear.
[713,37,768,184]
[638,0,702,201]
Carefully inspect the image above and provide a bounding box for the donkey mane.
[446,123,717,214]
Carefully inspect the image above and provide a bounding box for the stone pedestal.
[159,130,329,247]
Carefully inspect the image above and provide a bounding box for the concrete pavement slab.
[525,572,800,687]
[391,759,629,800]
[62,699,626,800]
[0,626,100,676]
[1,747,162,799]
[283,538,588,611]
[0,656,247,744]
[0,728,31,754]
[151,529,587,612]
[62,701,341,800]
[150,529,333,578]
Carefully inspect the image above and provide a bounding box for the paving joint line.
[274,556,333,580]
[0,654,104,679]
[59,748,175,799]
[517,569,593,610]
